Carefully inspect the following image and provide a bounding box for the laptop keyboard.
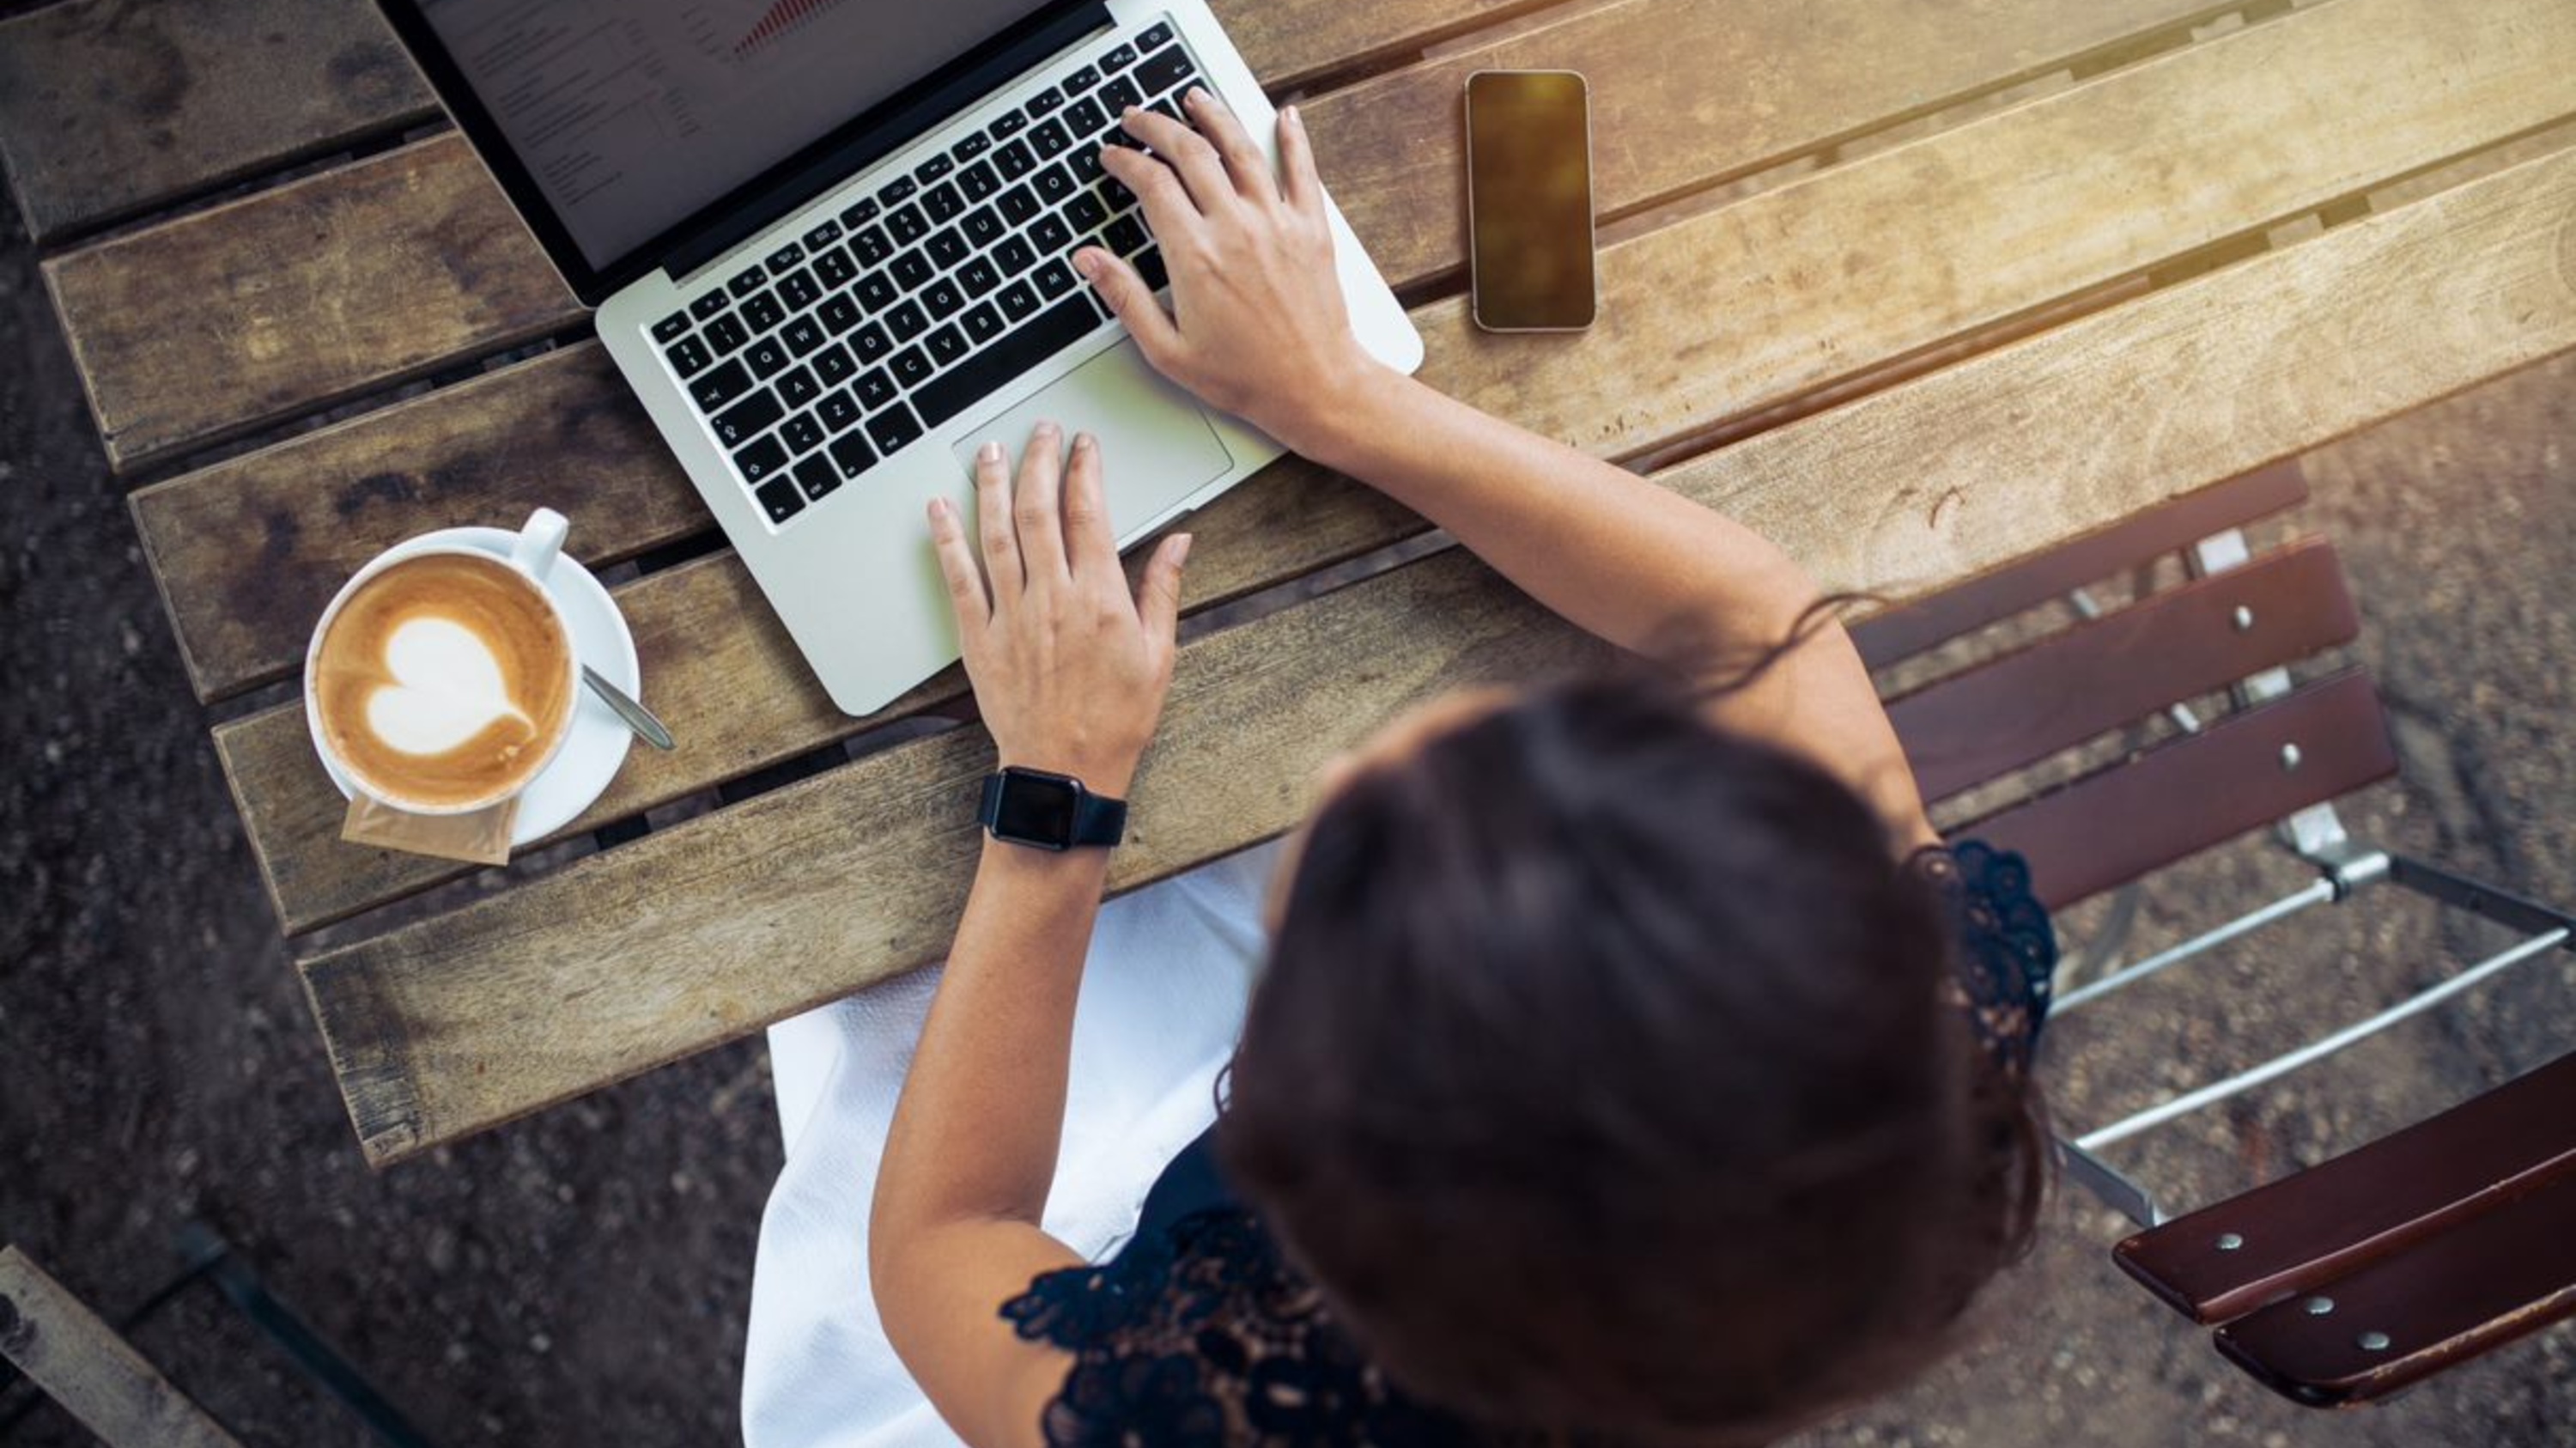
[647,20,1202,529]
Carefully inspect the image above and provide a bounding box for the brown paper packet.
[342,791,521,866]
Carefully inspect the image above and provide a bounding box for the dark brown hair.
[1218,668,2045,1444]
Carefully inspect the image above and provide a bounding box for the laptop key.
[995,236,1037,277]
[1136,45,1192,96]
[990,110,1029,141]
[856,273,898,313]
[998,279,1041,321]
[1032,164,1075,206]
[926,324,969,367]
[1064,64,1101,95]
[924,277,965,319]
[959,256,1001,298]
[959,161,999,202]
[1098,76,1141,113]
[962,301,1005,344]
[736,434,790,484]
[742,290,786,332]
[923,181,964,224]
[926,228,969,271]
[839,197,880,229]
[995,140,1036,179]
[765,241,805,271]
[817,387,862,433]
[1148,96,1182,125]
[1035,258,1078,298]
[728,266,766,298]
[803,219,843,250]
[1136,21,1174,50]
[776,268,822,310]
[852,321,893,362]
[814,246,857,289]
[1058,197,1102,238]
[854,366,898,411]
[886,204,929,245]
[821,294,864,335]
[793,453,842,502]
[914,153,954,185]
[866,403,926,456]
[828,429,878,480]
[1103,214,1150,257]
[781,411,826,457]
[777,365,822,409]
[890,345,934,389]
[1133,245,1169,292]
[1100,173,1135,211]
[851,225,893,265]
[996,184,1041,226]
[1026,88,1065,120]
[952,131,992,162]
[1101,42,1138,73]
[783,316,827,356]
[1068,146,1104,185]
[704,313,752,356]
[653,310,691,343]
[962,205,1005,247]
[887,301,929,342]
[690,290,731,321]
[1065,98,1108,138]
[690,358,754,412]
[814,344,857,386]
[665,334,712,378]
[914,295,1098,430]
[880,175,918,206]
[756,475,805,524]
[746,337,790,379]
[890,251,933,293]
[713,387,782,445]
[1030,119,1072,161]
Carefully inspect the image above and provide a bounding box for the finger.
[1100,143,1207,246]
[1060,431,1119,585]
[1075,247,1182,365]
[1183,87,1275,204]
[1013,421,1072,591]
[926,496,989,640]
[971,439,1023,604]
[1276,104,1323,217]
[1121,101,1236,216]
[1137,532,1192,654]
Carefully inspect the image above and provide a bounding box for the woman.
[749,90,2053,1446]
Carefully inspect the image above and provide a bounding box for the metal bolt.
[2304,1296,2336,1316]
[2358,1331,2392,1352]
[2281,743,2304,773]
[2233,605,2255,632]
[2216,1232,2245,1251]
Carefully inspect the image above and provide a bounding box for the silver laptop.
[380,0,1423,715]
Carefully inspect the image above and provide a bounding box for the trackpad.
[951,341,1234,540]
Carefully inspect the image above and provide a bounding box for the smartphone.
[1465,70,1596,332]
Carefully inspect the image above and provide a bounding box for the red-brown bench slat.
[1891,535,2355,804]
[1962,669,2397,909]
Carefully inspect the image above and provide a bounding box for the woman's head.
[1219,672,2043,1443]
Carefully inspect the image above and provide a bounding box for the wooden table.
[5,0,2570,1167]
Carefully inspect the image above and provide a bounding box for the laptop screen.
[413,0,1059,271]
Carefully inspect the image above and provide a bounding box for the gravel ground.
[5,167,2573,1445]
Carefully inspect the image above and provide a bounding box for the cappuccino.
[312,551,577,811]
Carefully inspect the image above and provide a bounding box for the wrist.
[1268,351,1405,464]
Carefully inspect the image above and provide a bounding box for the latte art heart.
[366,617,532,756]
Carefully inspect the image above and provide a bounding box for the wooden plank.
[41,134,579,472]
[1891,538,2358,803]
[1850,461,2310,670]
[300,136,2576,1161]
[2117,1050,2576,1325]
[0,0,435,244]
[129,343,708,703]
[1309,0,2240,290]
[199,0,2576,933]
[0,1248,241,1448]
[1221,0,1545,93]
[1967,671,2398,908]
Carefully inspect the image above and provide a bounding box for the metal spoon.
[583,665,675,751]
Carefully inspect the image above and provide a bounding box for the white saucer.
[309,527,641,847]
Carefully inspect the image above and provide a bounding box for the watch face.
[994,771,1082,845]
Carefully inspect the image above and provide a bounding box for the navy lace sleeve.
[1913,838,2058,1075]
[1001,1208,1473,1448]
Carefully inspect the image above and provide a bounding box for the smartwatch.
[978,766,1127,850]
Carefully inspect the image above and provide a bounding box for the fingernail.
[1072,249,1099,278]
[927,497,947,520]
[977,441,1002,465]
[1283,104,1300,127]
[1176,533,1194,563]
[1073,431,1096,453]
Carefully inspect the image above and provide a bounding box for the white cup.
[303,508,580,815]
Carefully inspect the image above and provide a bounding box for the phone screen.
[1466,70,1595,332]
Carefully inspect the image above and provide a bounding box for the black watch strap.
[979,768,1127,849]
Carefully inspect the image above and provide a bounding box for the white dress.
[740,839,1290,1448]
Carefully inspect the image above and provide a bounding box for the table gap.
[27,119,451,258]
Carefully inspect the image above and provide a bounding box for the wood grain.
[0,0,434,244]
[208,0,2576,934]
[42,134,579,472]
[302,133,2576,1161]
[0,1248,241,1448]
[129,343,708,703]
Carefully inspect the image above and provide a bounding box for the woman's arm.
[869,430,1193,1446]
[1085,93,1935,848]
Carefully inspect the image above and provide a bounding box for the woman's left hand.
[928,423,1191,800]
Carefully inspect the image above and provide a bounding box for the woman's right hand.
[1078,90,1386,455]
